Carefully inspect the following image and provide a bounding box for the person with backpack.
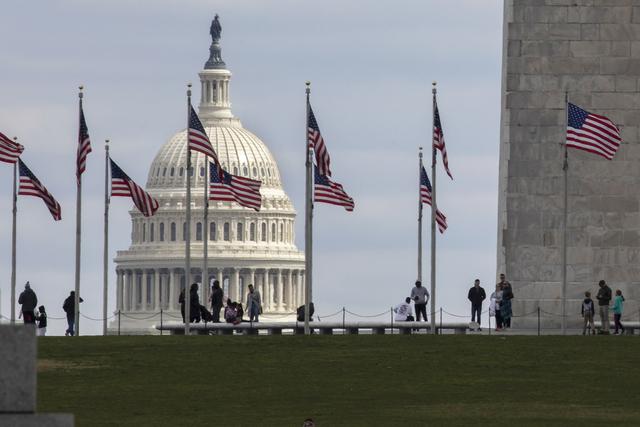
[596,280,612,334]
[35,306,47,336]
[581,291,595,335]
[63,291,83,336]
[612,289,625,335]
[18,282,37,324]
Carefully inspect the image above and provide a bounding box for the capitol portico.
[110,16,305,333]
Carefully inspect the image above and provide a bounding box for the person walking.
[18,282,37,324]
[467,279,486,330]
[246,284,262,322]
[612,289,625,335]
[581,291,595,335]
[35,306,47,336]
[62,291,83,336]
[210,280,224,323]
[189,283,201,323]
[490,284,503,331]
[394,297,414,321]
[596,280,612,334]
[411,280,430,322]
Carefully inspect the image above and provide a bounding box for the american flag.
[18,159,61,221]
[76,104,92,181]
[433,101,453,180]
[188,105,219,162]
[308,103,331,177]
[209,161,262,211]
[110,159,159,217]
[0,131,24,164]
[567,102,621,160]
[420,165,447,233]
[314,167,354,211]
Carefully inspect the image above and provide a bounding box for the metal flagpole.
[10,143,17,324]
[185,83,193,335]
[74,87,83,336]
[203,158,209,304]
[418,147,423,283]
[561,91,569,335]
[430,82,437,335]
[304,81,313,335]
[103,139,110,336]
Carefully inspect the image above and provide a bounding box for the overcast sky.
[0,0,503,334]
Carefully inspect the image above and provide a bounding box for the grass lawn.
[37,335,640,426]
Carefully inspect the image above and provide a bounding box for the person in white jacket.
[394,297,414,321]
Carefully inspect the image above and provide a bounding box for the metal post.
[74,87,84,336]
[561,91,569,335]
[304,82,313,335]
[390,307,393,335]
[418,147,423,283]
[537,306,541,336]
[203,157,209,308]
[160,308,163,336]
[488,311,491,336]
[10,157,17,324]
[103,139,110,336]
[185,83,193,335]
[118,309,121,336]
[439,307,443,335]
[342,306,345,332]
[430,82,437,335]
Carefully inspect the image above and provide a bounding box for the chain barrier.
[316,309,343,319]
[80,313,116,321]
[344,309,390,318]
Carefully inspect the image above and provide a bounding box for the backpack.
[582,300,592,315]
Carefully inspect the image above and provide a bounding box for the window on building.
[163,167,167,177]
[170,167,175,177]
[271,223,276,242]
[159,223,165,242]
[170,222,176,241]
[150,223,155,242]
[179,167,184,176]
[243,166,248,176]
[280,223,283,242]
[196,222,202,241]
[261,222,267,242]
[223,222,230,241]
[237,222,244,241]
[210,222,216,241]
[183,222,187,241]
[200,167,204,177]
[142,223,146,242]
[250,222,256,241]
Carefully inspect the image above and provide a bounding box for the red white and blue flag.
[0,131,24,164]
[420,166,447,233]
[433,101,453,180]
[76,104,92,181]
[110,159,159,217]
[188,105,219,163]
[18,159,61,221]
[209,161,262,211]
[308,103,331,177]
[567,103,621,160]
[314,166,354,211]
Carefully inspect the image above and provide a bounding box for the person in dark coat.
[210,280,223,323]
[18,282,37,324]
[178,286,186,322]
[189,283,201,323]
[467,279,486,330]
[62,291,83,336]
[297,302,315,322]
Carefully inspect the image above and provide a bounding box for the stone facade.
[499,0,640,327]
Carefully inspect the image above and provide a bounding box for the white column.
[169,269,176,310]
[276,269,283,311]
[233,268,240,302]
[125,271,132,311]
[287,270,293,311]
[299,271,305,306]
[257,270,264,308]
[217,269,223,297]
[141,270,148,311]
[154,269,161,311]
[132,272,139,311]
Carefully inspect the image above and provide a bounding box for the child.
[35,305,47,336]
[581,292,594,335]
[612,290,625,335]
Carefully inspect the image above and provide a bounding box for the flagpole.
[418,147,423,283]
[103,139,110,336]
[561,91,568,335]
[185,83,193,335]
[203,158,209,304]
[10,141,18,324]
[74,86,83,336]
[304,81,313,335]
[430,82,437,335]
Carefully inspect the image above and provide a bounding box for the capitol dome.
[111,17,305,333]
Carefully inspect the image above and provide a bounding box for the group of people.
[393,280,430,322]
[582,280,626,335]
[463,274,514,331]
[17,282,82,336]
[179,280,263,325]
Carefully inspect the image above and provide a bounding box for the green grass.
[37,335,640,426]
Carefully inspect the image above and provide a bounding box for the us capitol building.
[110,16,305,333]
